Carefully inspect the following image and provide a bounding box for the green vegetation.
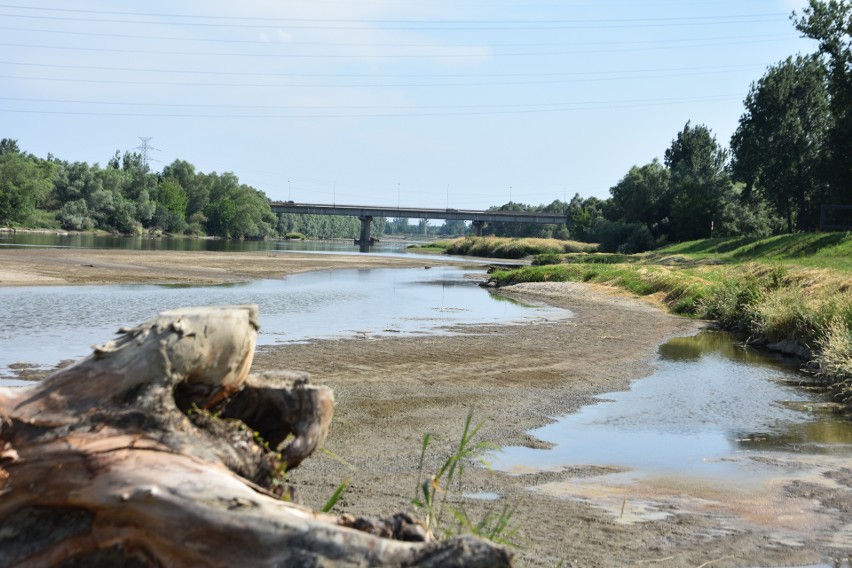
[487,233,852,403]
[413,411,519,546]
[283,231,307,240]
[406,243,447,254]
[654,233,852,271]
[0,142,385,240]
[433,236,596,259]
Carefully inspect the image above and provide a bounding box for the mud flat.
[0,247,461,287]
[257,282,852,568]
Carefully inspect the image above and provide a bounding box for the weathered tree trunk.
[0,306,510,567]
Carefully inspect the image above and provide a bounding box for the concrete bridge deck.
[270,201,567,252]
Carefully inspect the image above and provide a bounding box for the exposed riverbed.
[0,266,566,382]
[1,243,851,566]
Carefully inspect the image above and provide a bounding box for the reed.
[488,259,852,403]
[439,236,595,259]
[412,411,519,546]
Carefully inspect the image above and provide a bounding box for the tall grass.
[439,236,596,259]
[488,261,852,402]
[412,411,519,546]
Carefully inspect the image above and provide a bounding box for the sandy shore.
[4,247,851,567]
[0,247,456,287]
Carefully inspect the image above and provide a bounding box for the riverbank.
[257,281,852,567]
[0,247,455,286]
[487,254,852,405]
[4,248,852,566]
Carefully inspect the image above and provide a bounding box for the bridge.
[270,202,567,252]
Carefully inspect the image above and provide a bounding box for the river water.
[0,265,562,382]
[494,330,852,479]
[0,231,427,256]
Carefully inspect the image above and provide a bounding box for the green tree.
[119,152,156,225]
[713,184,785,237]
[0,138,20,156]
[0,152,54,225]
[57,198,95,231]
[565,194,609,242]
[439,218,467,235]
[486,201,567,238]
[202,172,278,238]
[731,55,832,231]
[665,122,732,241]
[153,178,189,233]
[795,0,852,202]
[609,159,672,238]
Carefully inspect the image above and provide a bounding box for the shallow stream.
[494,330,852,480]
[0,266,562,382]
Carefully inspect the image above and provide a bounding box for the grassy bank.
[655,232,852,271]
[488,233,852,404]
[410,236,596,259]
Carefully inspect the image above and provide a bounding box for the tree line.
[485,0,851,251]
[0,141,387,240]
[0,139,466,240]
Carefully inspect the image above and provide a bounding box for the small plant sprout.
[411,410,519,547]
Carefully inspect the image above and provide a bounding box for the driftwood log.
[0,306,510,567]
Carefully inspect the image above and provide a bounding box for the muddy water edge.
[257,281,852,568]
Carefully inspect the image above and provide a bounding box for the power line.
[0,5,790,25]
[0,66,762,88]
[0,11,790,30]
[0,94,740,119]
[0,60,764,80]
[0,25,796,49]
[0,93,742,111]
[0,39,787,60]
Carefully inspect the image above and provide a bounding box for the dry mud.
[255,281,852,567]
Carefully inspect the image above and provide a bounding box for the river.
[2,233,850,493]
[0,265,564,383]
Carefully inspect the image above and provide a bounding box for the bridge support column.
[357,216,373,253]
[472,220,485,237]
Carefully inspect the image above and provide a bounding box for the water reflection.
[0,266,565,382]
[495,330,852,480]
[0,232,494,265]
[0,232,420,255]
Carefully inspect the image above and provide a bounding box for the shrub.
[590,219,654,253]
[532,253,562,266]
[56,199,95,231]
[816,316,852,402]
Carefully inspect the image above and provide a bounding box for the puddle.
[492,330,852,482]
[463,492,501,501]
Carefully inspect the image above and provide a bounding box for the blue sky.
[1,0,816,209]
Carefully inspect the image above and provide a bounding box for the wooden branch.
[0,306,510,567]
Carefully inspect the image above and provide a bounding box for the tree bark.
[0,306,510,567]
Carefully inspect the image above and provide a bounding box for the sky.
[0,0,818,210]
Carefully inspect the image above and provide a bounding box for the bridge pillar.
[357,215,373,253]
[472,220,485,236]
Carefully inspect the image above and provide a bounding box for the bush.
[698,274,763,329]
[442,236,595,259]
[590,219,654,253]
[817,316,852,402]
[532,253,562,266]
[56,199,95,231]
